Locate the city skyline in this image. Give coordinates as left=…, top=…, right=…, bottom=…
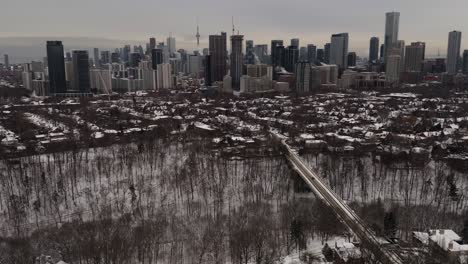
left=1, top=0, right=468, bottom=62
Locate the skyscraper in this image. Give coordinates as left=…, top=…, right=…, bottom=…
left=3, top=54, right=9, bottom=68
left=254, top=44, right=268, bottom=63
left=230, top=35, right=244, bottom=90
left=284, top=46, right=299, bottom=73
left=72, top=50, right=90, bottom=93
left=167, top=37, right=176, bottom=55
left=369, top=37, right=379, bottom=63
left=463, top=50, right=468, bottom=74
left=290, top=38, right=300, bottom=48
left=446, top=30, right=462, bottom=74
left=316, top=49, right=324, bottom=63
left=299, top=47, right=308, bottom=61
left=209, top=32, right=227, bottom=82
left=149, top=37, right=156, bottom=51
left=405, top=42, right=425, bottom=72
left=204, top=55, right=212, bottom=86
left=347, top=52, right=357, bottom=67
left=411, top=41, right=426, bottom=60
left=330, top=33, right=349, bottom=69
left=122, top=45, right=131, bottom=62
left=101, top=51, right=110, bottom=65
left=324, top=43, right=331, bottom=64
left=111, top=52, right=120, bottom=63
left=307, top=44, right=317, bottom=63
left=245, top=40, right=255, bottom=64
left=296, top=61, right=312, bottom=93
left=129, top=53, right=142, bottom=68
left=274, top=45, right=286, bottom=68
left=271, top=40, right=284, bottom=67
left=151, top=49, right=163, bottom=70
left=46, top=41, right=67, bottom=94
left=397, top=40, right=406, bottom=73
left=93, top=48, right=100, bottom=68
left=380, top=44, right=385, bottom=60
left=384, top=11, right=400, bottom=60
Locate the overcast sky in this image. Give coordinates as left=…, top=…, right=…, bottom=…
left=1, top=0, right=467, bottom=57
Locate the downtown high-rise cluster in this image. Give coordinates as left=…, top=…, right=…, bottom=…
left=2, top=11, right=466, bottom=96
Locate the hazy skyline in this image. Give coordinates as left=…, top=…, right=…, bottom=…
left=1, top=0, right=467, bottom=62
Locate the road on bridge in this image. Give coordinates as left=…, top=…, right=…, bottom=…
left=280, top=139, right=404, bottom=264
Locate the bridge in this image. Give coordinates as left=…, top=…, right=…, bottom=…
left=279, top=138, right=404, bottom=264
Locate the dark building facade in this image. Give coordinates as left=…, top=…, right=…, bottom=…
left=463, top=50, right=468, bottom=74
left=129, top=53, right=142, bottom=68
left=209, top=32, right=227, bottom=82
left=46, top=41, right=67, bottom=94
left=348, top=52, right=357, bottom=67
left=151, top=49, right=163, bottom=70
left=111, top=52, right=120, bottom=63
left=204, top=55, right=212, bottom=86
left=101, top=51, right=110, bottom=64
left=316, top=49, right=325, bottom=63
left=245, top=40, right=255, bottom=64
left=72, top=50, right=90, bottom=93
left=307, top=44, right=317, bottom=63
left=284, top=46, right=299, bottom=73
left=324, top=43, right=331, bottom=64
left=271, top=40, right=284, bottom=67
left=369, top=37, right=379, bottom=63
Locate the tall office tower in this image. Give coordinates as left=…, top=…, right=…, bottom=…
left=209, top=32, right=227, bottom=82
left=447, top=31, right=462, bottom=74
left=330, top=33, right=349, bottom=69
left=101, top=51, right=110, bottom=64
left=93, top=48, right=100, bottom=68
left=65, top=52, right=72, bottom=61
left=347, top=52, right=357, bottom=67
left=111, top=52, right=120, bottom=63
left=299, top=47, right=308, bottom=61
left=405, top=42, right=425, bottom=72
left=72, top=50, right=90, bottom=93
left=204, top=55, right=212, bottom=86
left=203, top=48, right=209, bottom=56
left=397, top=40, right=405, bottom=72
left=324, top=43, right=331, bottom=63
left=411, top=41, right=426, bottom=59
left=167, top=36, right=176, bottom=55
left=271, top=40, right=284, bottom=66
left=149, top=37, right=156, bottom=51
left=386, top=54, right=401, bottom=83
left=46, top=41, right=67, bottom=94
left=156, top=63, right=172, bottom=89
left=307, top=44, right=317, bottom=63
left=384, top=11, right=400, bottom=59
left=316, top=49, right=324, bottom=63
left=151, top=49, right=164, bottom=70
left=380, top=44, right=385, bottom=60
left=230, top=35, right=244, bottom=90
left=284, top=46, right=299, bottom=72
left=123, top=45, right=131, bottom=62
left=254, top=44, right=268, bottom=63
left=245, top=40, right=255, bottom=64
left=246, top=64, right=273, bottom=79
left=290, top=38, right=299, bottom=48
left=295, top=61, right=312, bottom=93
left=129, top=53, right=142, bottom=68
left=3, top=54, right=9, bottom=68
left=369, top=37, right=379, bottom=63
left=274, top=45, right=286, bottom=68
left=463, top=50, right=468, bottom=74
